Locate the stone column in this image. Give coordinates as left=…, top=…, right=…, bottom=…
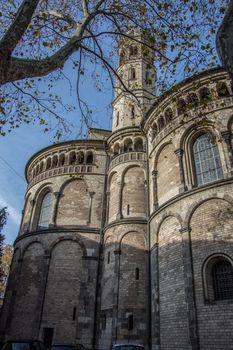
left=117, top=181, right=123, bottom=220
left=105, top=191, right=110, bottom=224
left=150, top=243, right=160, bottom=350
left=221, top=131, right=233, bottom=176
left=29, top=199, right=36, bottom=232
left=152, top=170, right=158, bottom=211
left=87, top=192, right=95, bottom=224
left=180, top=227, right=199, bottom=350
left=37, top=253, right=51, bottom=338
left=4, top=256, right=23, bottom=338
left=50, top=192, right=60, bottom=226
left=175, top=148, right=187, bottom=192
left=112, top=248, right=121, bottom=342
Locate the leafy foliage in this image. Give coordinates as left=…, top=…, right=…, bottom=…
left=0, top=244, right=13, bottom=300
left=0, top=207, right=8, bottom=286
left=0, top=0, right=228, bottom=137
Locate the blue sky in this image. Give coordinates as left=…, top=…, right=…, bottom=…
left=0, top=0, right=226, bottom=244
left=0, top=57, right=113, bottom=244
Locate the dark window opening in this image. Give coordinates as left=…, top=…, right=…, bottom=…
left=158, top=116, right=165, bottom=131
left=107, top=251, right=110, bottom=264
left=216, top=81, right=230, bottom=97
left=43, top=328, right=54, bottom=349
left=131, top=105, right=135, bottom=118
left=59, top=154, right=65, bottom=166
left=127, top=314, right=133, bottom=330
left=177, top=98, right=186, bottom=114
left=70, top=153, right=76, bottom=165
left=127, top=204, right=130, bottom=215
left=102, top=314, right=106, bottom=330
left=77, top=152, right=84, bottom=164
left=86, top=152, right=93, bottom=164
left=135, top=268, right=140, bottom=280
left=212, top=260, right=233, bottom=300
left=72, top=306, right=76, bottom=320
left=46, top=158, right=51, bottom=170
left=200, top=87, right=212, bottom=101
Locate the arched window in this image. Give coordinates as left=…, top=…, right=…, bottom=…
left=131, top=105, right=135, bottom=119
left=158, top=116, right=165, bottom=131
left=39, top=162, right=44, bottom=173
left=86, top=151, right=93, bottom=164
left=119, top=51, right=125, bottom=65
left=129, top=46, right=138, bottom=56
left=151, top=123, right=158, bottom=140
left=36, top=164, right=39, bottom=175
left=69, top=152, right=76, bottom=165
left=134, top=138, right=143, bottom=151
left=38, top=192, right=53, bottom=228
left=200, top=87, right=212, bottom=102
left=114, top=143, right=120, bottom=156
left=212, top=260, right=233, bottom=300
left=216, top=81, right=230, bottom=97
left=146, top=70, right=150, bottom=84
left=204, top=255, right=233, bottom=302
left=177, top=98, right=186, bottom=114
left=124, top=138, right=133, bottom=152
left=187, top=93, right=199, bottom=107
left=129, top=68, right=136, bottom=80
left=164, top=108, right=173, bottom=123
left=59, top=154, right=65, bottom=166
left=77, top=151, right=84, bottom=164
left=52, top=155, right=58, bottom=168
left=193, top=133, right=223, bottom=186
left=46, top=158, right=51, bottom=170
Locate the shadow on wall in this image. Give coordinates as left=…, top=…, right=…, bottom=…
left=1, top=229, right=233, bottom=350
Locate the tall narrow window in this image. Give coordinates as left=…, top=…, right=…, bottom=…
left=127, top=204, right=130, bottom=215
left=193, top=133, right=223, bottom=186
left=72, top=306, right=77, bottom=321
left=135, top=268, right=140, bottom=280
left=116, top=111, right=119, bottom=126
left=212, top=260, right=233, bottom=300
left=38, top=192, right=53, bottom=228
left=107, top=251, right=110, bottom=264
left=131, top=105, right=135, bottom=118
left=127, top=314, right=133, bottom=330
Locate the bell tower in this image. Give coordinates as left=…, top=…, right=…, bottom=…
left=112, top=29, right=156, bottom=131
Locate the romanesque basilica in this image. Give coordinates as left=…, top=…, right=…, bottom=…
left=1, top=30, right=233, bottom=350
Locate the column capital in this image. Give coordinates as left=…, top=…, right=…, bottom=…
left=174, top=148, right=184, bottom=157
left=30, top=199, right=35, bottom=206
left=180, top=226, right=191, bottom=234
left=221, top=130, right=231, bottom=141
left=152, top=170, right=158, bottom=177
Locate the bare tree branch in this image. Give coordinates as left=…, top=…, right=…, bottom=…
left=0, top=0, right=40, bottom=56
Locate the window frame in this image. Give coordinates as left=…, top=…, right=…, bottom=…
left=37, top=191, right=54, bottom=229
left=203, top=253, right=233, bottom=304
left=191, top=132, right=223, bottom=187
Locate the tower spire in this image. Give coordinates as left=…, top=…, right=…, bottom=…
left=112, top=29, right=156, bottom=131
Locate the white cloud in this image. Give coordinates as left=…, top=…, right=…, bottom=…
left=0, top=194, right=21, bottom=225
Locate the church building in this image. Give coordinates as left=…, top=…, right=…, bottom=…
left=1, top=30, right=233, bottom=350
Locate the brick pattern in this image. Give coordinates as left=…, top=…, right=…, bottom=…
left=190, top=198, right=233, bottom=350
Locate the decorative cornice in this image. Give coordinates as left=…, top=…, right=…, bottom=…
left=149, top=178, right=233, bottom=223
left=15, top=226, right=100, bottom=245
left=104, top=217, right=147, bottom=233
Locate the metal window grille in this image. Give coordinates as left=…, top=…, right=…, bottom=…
left=212, top=260, right=233, bottom=300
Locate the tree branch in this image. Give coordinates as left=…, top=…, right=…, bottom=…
left=0, top=0, right=40, bottom=56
